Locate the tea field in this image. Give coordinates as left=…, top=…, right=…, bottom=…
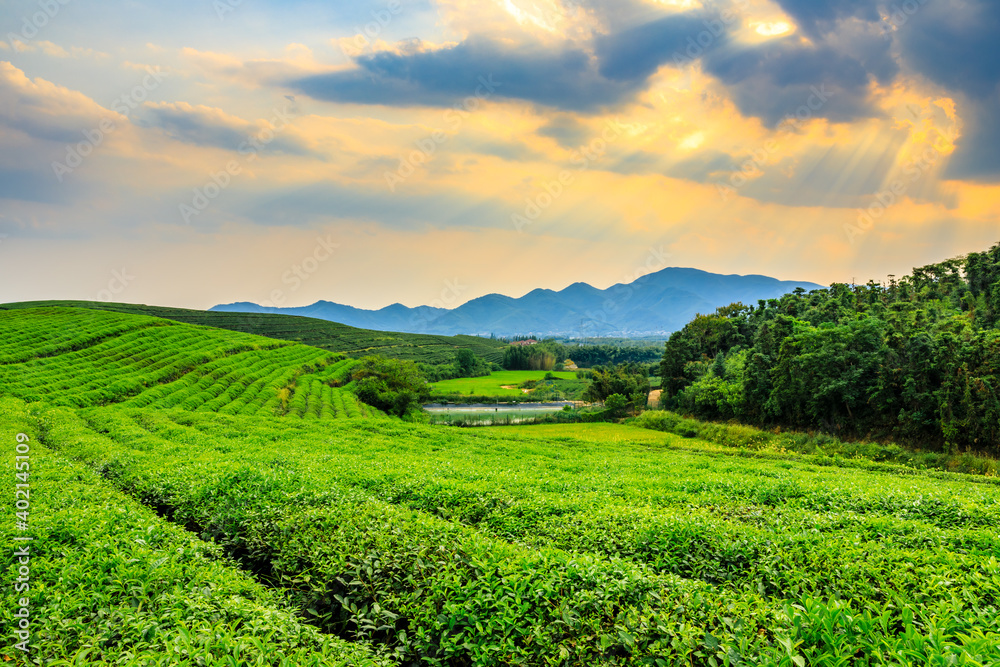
left=0, top=307, right=374, bottom=418
left=2, top=305, right=1000, bottom=665
left=0, top=301, right=508, bottom=366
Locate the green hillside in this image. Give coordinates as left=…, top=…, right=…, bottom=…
left=0, top=300, right=508, bottom=365
left=0, top=307, right=375, bottom=418
left=2, top=305, right=999, bottom=664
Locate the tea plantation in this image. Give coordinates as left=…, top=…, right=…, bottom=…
left=0, top=301, right=508, bottom=366
left=0, top=307, right=373, bottom=418
left=2, top=306, right=999, bottom=665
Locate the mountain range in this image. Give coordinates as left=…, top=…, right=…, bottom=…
left=211, top=267, right=824, bottom=338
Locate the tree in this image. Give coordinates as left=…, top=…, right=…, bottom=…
left=584, top=363, right=650, bottom=414
left=655, top=238, right=1000, bottom=455
left=453, top=349, right=490, bottom=378
left=502, top=344, right=555, bottom=370
left=350, top=356, right=430, bottom=419
left=604, top=393, right=628, bottom=418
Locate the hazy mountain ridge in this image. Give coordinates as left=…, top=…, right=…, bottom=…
left=212, top=267, right=824, bottom=337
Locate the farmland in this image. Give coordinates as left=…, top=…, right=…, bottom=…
left=429, top=370, right=586, bottom=399
left=0, top=307, right=375, bottom=418
left=3, top=305, right=1000, bottom=664
left=0, top=301, right=508, bottom=366
left=0, top=398, right=390, bottom=666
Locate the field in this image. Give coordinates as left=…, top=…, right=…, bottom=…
left=0, top=307, right=376, bottom=419
left=3, top=305, right=1000, bottom=665
left=429, top=370, right=585, bottom=399
left=0, top=301, right=508, bottom=366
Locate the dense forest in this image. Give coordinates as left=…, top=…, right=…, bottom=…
left=660, top=241, right=1000, bottom=455
left=503, top=340, right=662, bottom=370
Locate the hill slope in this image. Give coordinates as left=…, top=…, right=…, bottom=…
left=0, top=306, right=374, bottom=418
left=212, top=267, right=824, bottom=337
left=0, top=300, right=508, bottom=364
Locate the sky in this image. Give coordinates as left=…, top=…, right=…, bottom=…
left=0, top=0, right=998, bottom=310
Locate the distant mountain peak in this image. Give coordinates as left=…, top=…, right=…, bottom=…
left=210, top=268, right=824, bottom=338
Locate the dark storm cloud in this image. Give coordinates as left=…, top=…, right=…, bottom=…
left=592, top=12, right=729, bottom=81
left=897, top=0, right=1000, bottom=99
left=702, top=37, right=881, bottom=127
left=772, top=0, right=881, bottom=37
left=292, top=37, right=634, bottom=111
left=941, top=97, right=1000, bottom=181
left=895, top=0, right=1000, bottom=180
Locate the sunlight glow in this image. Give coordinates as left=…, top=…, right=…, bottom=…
left=752, top=21, right=793, bottom=36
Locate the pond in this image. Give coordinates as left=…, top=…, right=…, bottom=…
left=423, top=401, right=576, bottom=414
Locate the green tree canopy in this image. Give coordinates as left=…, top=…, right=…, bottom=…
left=350, top=356, right=430, bottom=419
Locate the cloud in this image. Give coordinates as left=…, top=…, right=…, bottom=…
left=772, top=0, right=881, bottom=37
left=593, top=11, right=728, bottom=82
left=291, top=36, right=640, bottom=111
left=941, top=97, right=1000, bottom=181
left=289, top=8, right=744, bottom=112
left=288, top=5, right=889, bottom=130
left=537, top=116, right=591, bottom=148
left=701, top=34, right=883, bottom=127
left=0, top=164, right=81, bottom=204
left=895, top=0, right=1000, bottom=180
left=141, top=101, right=316, bottom=156
left=0, top=61, right=121, bottom=144
left=181, top=46, right=321, bottom=88
left=898, top=1, right=1000, bottom=100
left=663, top=150, right=735, bottom=182
left=3, top=40, right=109, bottom=59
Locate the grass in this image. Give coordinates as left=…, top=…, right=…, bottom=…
left=634, top=409, right=1000, bottom=477
left=429, top=370, right=585, bottom=399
